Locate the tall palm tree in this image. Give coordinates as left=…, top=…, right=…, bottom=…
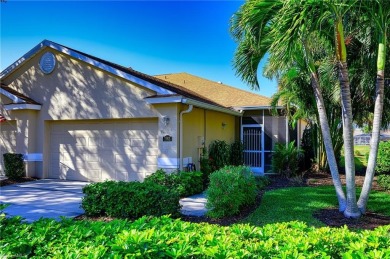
left=231, top=0, right=347, bottom=212
left=322, top=0, right=361, bottom=218
left=358, top=0, right=389, bottom=213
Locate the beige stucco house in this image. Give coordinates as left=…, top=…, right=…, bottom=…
left=0, top=40, right=303, bottom=181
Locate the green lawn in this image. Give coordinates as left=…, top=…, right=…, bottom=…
left=340, top=145, right=370, bottom=171
left=244, top=186, right=390, bottom=227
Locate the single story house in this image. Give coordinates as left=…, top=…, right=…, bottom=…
left=0, top=40, right=304, bottom=181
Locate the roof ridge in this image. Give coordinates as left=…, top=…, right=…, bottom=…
left=160, top=72, right=271, bottom=100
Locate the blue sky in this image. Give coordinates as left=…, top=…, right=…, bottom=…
left=0, top=1, right=277, bottom=97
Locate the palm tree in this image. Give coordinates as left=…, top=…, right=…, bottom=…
left=358, top=0, right=389, bottom=213
left=231, top=0, right=347, bottom=212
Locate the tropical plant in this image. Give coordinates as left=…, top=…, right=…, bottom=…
left=231, top=0, right=347, bottom=214
left=231, top=0, right=389, bottom=218
left=271, top=141, right=303, bottom=178
left=230, top=140, right=244, bottom=166
left=208, top=140, right=230, bottom=171
left=1, top=216, right=390, bottom=258
left=357, top=0, right=389, bottom=213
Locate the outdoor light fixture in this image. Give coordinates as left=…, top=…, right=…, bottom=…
left=162, top=116, right=170, bottom=126
left=222, top=122, right=227, bottom=129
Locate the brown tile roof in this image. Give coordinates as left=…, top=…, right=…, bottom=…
left=1, top=84, right=41, bottom=105
left=154, top=73, right=271, bottom=108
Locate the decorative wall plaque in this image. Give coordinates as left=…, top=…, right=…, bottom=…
left=39, top=52, right=56, bottom=74
left=163, top=135, right=173, bottom=142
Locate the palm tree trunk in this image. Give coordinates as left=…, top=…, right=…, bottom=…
left=338, top=61, right=361, bottom=218
left=311, top=73, right=347, bottom=211
left=358, top=38, right=386, bottom=213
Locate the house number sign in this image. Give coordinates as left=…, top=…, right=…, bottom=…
left=163, top=135, right=172, bottom=142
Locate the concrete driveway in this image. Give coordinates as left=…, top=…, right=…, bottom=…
left=0, top=179, right=89, bottom=222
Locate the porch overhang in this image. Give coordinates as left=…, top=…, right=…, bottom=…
left=145, top=95, right=243, bottom=117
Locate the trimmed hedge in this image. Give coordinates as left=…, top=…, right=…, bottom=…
left=3, top=153, right=25, bottom=180
left=81, top=181, right=181, bottom=219
left=144, top=169, right=204, bottom=197
left=377, top=174, right=390, bottom=191
left=1, top=216, right=389, bottom=258
left=206, top=165, right=257, bottom=218
left=376, top=141, right=390, bottom=175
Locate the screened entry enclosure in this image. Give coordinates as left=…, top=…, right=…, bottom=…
left=240, top=109, right=300, bottom=175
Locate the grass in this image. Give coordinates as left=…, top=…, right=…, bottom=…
left=340, top=145, right=370, bottom=171
left=243, top=186, right=390, bottom=227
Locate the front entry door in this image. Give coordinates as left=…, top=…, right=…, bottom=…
left=241, top=124, right=264, bottom=174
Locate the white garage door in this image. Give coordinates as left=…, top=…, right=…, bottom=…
left=49, top=119, right=158, bottom=182
left=0, top=120, right=17, bottom=175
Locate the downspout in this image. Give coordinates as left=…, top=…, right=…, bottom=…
left=179, top=104, right=193, bottom=171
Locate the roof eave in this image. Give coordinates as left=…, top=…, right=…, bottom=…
left=145, top=95, right=243, bottom=116
left=0, top=40, right=174, bottom=96
left=232, top=105, right=283, bottom=111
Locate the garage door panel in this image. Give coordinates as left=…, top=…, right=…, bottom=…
left=124, top=147, right=159, bottom=156
left=50, top=119, right=158, bottom=181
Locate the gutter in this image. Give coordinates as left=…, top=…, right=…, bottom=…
left=179, top=104, right=193, bottom=171
left=145, top=96, right=242, bottom=117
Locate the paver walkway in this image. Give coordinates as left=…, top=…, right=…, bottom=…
left=180, top=192, right=208, bottom=217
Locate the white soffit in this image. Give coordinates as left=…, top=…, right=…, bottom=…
left=4, top=104, right=42, bottom=111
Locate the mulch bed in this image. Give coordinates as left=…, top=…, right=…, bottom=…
left=0, top=177, right=38, bottom=187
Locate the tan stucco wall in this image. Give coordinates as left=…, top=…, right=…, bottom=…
left=3, top=48, right=158, bottom=121
left=182, top=106, right=236, bottom=170
left=2, top=48, right=172, bottom=178
left=153, top=103, right=180, bottom=160
left=204, top=110, right=236, bottom=147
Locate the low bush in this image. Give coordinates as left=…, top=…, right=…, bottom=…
left=81, top=181, right=181, bottom=219
left=255, top=176, right=271, bottom=190
left=206, top=165, right=257, bottom=218
left=271, top=141, right=303, bottom=178
left=3, top=153, right=25, bottom=180
left=1, top=216, right=390, bottom=258
left=377, top=174, right=390, bottom=191
left=144, top=169, right=203, bottom=197
left=376, top=141, right=390, bottom=175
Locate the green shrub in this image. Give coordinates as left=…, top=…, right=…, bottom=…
left=377, top=174, right=390, bottom=191
left=81, top=181, right=181, bottom=219
left=271, top=141, right=303, bottom=178
left=230, top=140, right=244, bottom=166
left=300, top=126, right=316, bottom=171
left=209, top=140, right=230, bottom=171
left=144, top=169, right=204, bottom=197
left=1, top=216, right=390, bottom=258
left=255, top=176, right=271, bottom=190
left=376, top=141, right=390, bottom=175
left=206, top=165, right=257, bottom=218
left=3, top=153, right=25, bottom=180
left=200, top=147, right=213, bottom=188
